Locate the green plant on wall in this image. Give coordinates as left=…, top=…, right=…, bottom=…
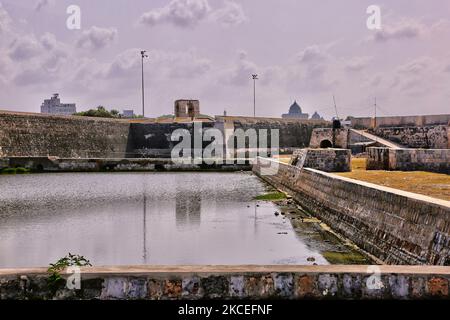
left=47, top=253, right=92, bottom=292
left=1, top=167, right=30, bottom=174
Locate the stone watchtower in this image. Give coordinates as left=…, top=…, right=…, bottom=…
left=174, top=100, right=200, bottom=118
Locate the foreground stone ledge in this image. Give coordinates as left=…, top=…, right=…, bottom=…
left=0, top=265, right=449, bottom=300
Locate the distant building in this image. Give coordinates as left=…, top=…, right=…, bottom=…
left=174, top=99, right=200, bottom=118
left=311, top=111, right=323, bottom=120
left=122, top=110, right=135, bottom=118
left=40, top=94, right=76, bottom=116
left=282, top=101, right=309, bottom=119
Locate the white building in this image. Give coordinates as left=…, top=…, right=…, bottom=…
left=122, top=110, right=135, bottom=118
left=40, top=94, right=76, bottom=116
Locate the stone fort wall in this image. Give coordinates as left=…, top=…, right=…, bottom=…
left=0, top=111, right=132, bottom=158
left=0, top=112, right=329, bottom=159
left=370, top=126, right=449, bottom=149
left=221, top=116, right=329, bottom=154
left=367, top=147, right=450, bottom=174
left=1, top=265, right=449, bottom=300
left=253, top=157, right=450, bottom=265
left=291, top=148, right=351, bottom=172
left=351, top=114, right=450, bottom=129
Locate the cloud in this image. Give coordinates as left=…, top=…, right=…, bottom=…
left=40, top=32, right=58, bottom=50
left=0, top=3, right=12, bottom=34
left=139, top=0, right=211, bottom=28
left=219, top=50, right=257, bottom=86
left=102, top=48, right=211, bottom=82
left=397, top=57, right=431, bottom=75
left=13, top=66, right=58, bottom=86
left=76, top=26, right=118, bottom=50
left=297, top=45, right=328, bottom=63
left=4, top=30, right=71, bottom=87
left=35, top=0, right=51, bottom=12
left=390, top=57, right=448, bottom=95
left=8, top=36, right=43, bottom=61
left=372, top=19, right=425, bottom=42
left=211, top=1, right=247, bottom=27
left=345, top=56, right=372, bottom=72
left=165, top=50, right=211, bottom=78
left=103, top=49, right=141, bottom=79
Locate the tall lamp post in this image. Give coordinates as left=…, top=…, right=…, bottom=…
left=141, top=50, right=149, bottom=118
left=252, top=74, right=258, bottom=117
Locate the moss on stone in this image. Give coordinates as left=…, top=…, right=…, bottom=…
left=1, top=167, right=30, bottom=174
left=254, top=192, right=287, bottom=201
left=322, top=250, right=371, bottom=265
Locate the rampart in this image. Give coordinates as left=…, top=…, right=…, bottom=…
left=0, top=111, right=131, bottom=158
left=351, top=114, right=450, bottom=129
left=291, top=148, right=351, bottom=172
left=367, top=147, right=450, bottom=174
left=253, top=158, right=450, bottom=265
left=369, top=126, right=449, bottom=149
left=0, top=111, right=329, bottom=159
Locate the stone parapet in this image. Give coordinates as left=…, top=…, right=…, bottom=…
left=0, top=265, right=449, bottom=300
left=367, top=147, right=450, bottom=174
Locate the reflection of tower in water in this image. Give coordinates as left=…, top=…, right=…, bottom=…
left=175, top=190, right=201, bottom=228
left=142, top=194, right=147, bottom=264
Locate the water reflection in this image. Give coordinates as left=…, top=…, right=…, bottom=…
left=0, top=172, right=333, bottom=267
left=175, top=190, right=201, bottom=229
left=143, top=194, right=147, bottom=263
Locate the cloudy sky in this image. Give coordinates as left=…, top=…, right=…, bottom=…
left=0, top=0, right=449, bottom=119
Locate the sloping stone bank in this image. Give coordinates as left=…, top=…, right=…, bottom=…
left=253, top=157, right=450, bottom=265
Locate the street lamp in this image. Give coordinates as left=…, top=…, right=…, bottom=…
left=141, top=50, right=149, bottom=118
left=252, top=74, right=258, bottom=117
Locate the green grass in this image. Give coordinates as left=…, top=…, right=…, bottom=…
left=1, top=167, right=31, bottom=174
left=254, top=192, right=287, bottom=201
left=337, top=158, right=450, bottom=201
left=322, top=250, right=372, bottom=264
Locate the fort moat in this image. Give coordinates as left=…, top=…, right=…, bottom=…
left=0, top=172, right=371, bottom=268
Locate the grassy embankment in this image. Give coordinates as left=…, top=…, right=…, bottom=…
left=1, top=167, right=31, bottom=174
left=337, top=158, right=450, bottom=201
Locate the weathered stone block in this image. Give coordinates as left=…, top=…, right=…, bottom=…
left=389, top=275, right=409, bottom=299
left=182, top=276, right=202, bottom=298
left=244, top=274, right=274, bottom=298
left=201, top=276, right=229, bottom=299
left=273, top=273, right=293, bottom=297
left=80, top=278, right=103, bottom=299
left=147, top=279, right=163, bottom=300
left=427, top=277, right=449, bottom=297
left=0, top=278, right=23, bottom=300
left=318, top=274, right=338, bottom=297
left=163, top=279, right=182, bottom=299
left=229, top=276, right=244, bottom=298
left=101, top=277, right=127, bottom=299
left=296, top=274, right=318, bottom=298
left=342, top=274, right=362, bottom=298
left=411, top=277, right=426, bottom=298
left=361, top=275, right=388, bottom=299
left=128, top=278, right=147, bottom=299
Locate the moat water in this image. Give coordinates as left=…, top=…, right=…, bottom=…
left=0, top=172, right=371, bottom=268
